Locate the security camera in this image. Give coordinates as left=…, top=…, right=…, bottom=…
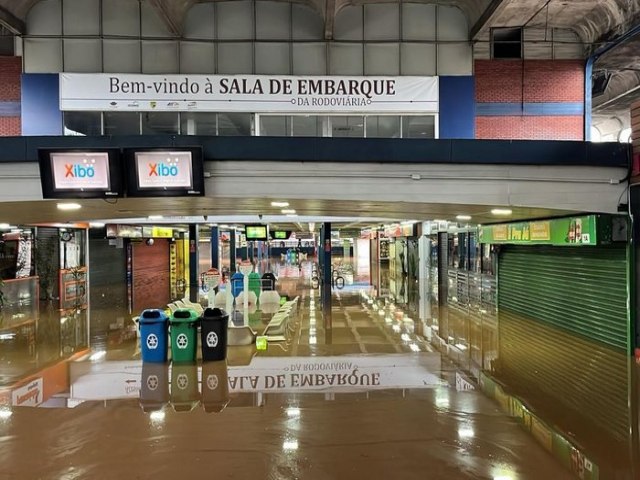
left=204, top=215, right=209, bottom=221
left=258, top=214, right=263, bottom=220
left=145, top=238, right=154, bottom=246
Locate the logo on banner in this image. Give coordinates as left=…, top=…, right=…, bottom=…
left=65, top=163, right=95, bottom=178
left=206, top=331, right=219, bottom=348
left=146, top=334, right=159, bottom=350
left=176, top=333, right=189, bottom=349
left=148, top=162, right=179, bottom=177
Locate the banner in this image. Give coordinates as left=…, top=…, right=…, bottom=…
left=59, top=74, right=439, bottom=113
left=479, top=216, right=599, bottom=246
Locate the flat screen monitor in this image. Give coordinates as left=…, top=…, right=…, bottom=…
left=124, top=147, right=204, bottom=197
left=271, top=230, right=290, bottom=240
left=38, top=148, right=124, bottom=199
left=245, top=225, right=268, bottom=241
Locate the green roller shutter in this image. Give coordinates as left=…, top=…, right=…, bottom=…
left=497, top=244, right=631, bottom=449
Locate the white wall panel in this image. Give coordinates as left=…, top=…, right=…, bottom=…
left=365, top=43, right=400, bottom=75
left=437, top=5, right=467, bottom=41
left=218, top=43, right=253, bottom=73
left=292, top=5, right=323, bottom=40
left=217, top=1, right=253, bottom=40
left=330, top=43, right=363, bottom=75
left=24, top=38, right=62, bottom=72
left=334, top=6, right=363, bottom=41
left=102, top=0, right=140, bottom=36
left=292, top=43, right=326, bottom=74
left=184, top=4, right=215, bottom=39
left=401, top=43, right=436, bottom=75
left=142, top=41, right=179, bottom=73
left=103, top=39, right=141, bottom=73
left=63, top=0, right=99, bottom=35
left=27, top=0, right=61, bottom=35
left=402, top=4, right=436, bottom=41
left=256, top=2, right=290, bottom=40
left=180, top=42, right=215, bottom=73
left=553, top=28, right=584, bottom=59
left=255, top=43, right=290, bottom=74
left=364, top=4, right=399, bottom=41
left=63, top=39, right=102, bottom=72
left=437, top=43, right=472, bottom=75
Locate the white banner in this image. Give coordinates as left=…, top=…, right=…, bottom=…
left=60, top=74, right=439, bottom=113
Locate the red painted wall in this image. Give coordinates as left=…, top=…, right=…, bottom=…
left=475, top=59, right=584, bottom=141
left=0, top=56, right=21, bottom=136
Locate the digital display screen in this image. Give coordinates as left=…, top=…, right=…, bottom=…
left=135, top=151, right=193, bottom=189
left=274, top=231, right=287, bottom=239
left=39, top=148, right=123, bottom=199
left=245, top=225, right=268, bottom=240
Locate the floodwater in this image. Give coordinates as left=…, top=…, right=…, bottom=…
left=0, top=260, right=636, bottom=479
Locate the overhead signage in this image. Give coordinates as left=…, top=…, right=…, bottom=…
left=60, top=74, right=439, bottom=113
left=245, top=225, right=268, bottom=241
left=479, top=216, right=598, bottom=246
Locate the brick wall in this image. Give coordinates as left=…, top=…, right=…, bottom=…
left=475, top=59, right=584, bottom=141
left=0, top=56, right=21, bottom=136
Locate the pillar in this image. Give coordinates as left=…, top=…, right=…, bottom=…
left=210, top=226, right=219, bottom=270
left=188, top=224, right=199, bottom=303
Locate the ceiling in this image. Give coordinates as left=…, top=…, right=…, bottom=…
left=0, top=0, right=638, bottom=135
left=0, top=196, right=576, bottom=231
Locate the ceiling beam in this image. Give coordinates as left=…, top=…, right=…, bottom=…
left=147, top=0, right=184, bottom=37
left=0, top=6, right=25, bottom=35
left=324, top=0, right=336, bottom=40
left=470, top=0, right=508, bottom=40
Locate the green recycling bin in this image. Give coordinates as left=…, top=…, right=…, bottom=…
left=170, top=309, right=199, bottom=363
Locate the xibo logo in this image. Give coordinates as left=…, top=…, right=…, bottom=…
left=148, top=161, right=180, bottom=177
left=65, top=163, right=95, bottom=178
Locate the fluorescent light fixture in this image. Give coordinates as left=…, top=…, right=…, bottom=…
left=454, top=343, right=468, bottom=351
left=220, top=224, right=229, bottom=228
left=491, top=208, right=512, bottom=216
left=89, top=350, right=106, bottom=362
left=286, top=407, right=301, bottom=417
left=286, top=214, right=298, bottom=218
left=271, top=201, right=289, bottom=207
left=57, top=202, right=82, bottom=211
left=150, top=411, right=166, bottom=422
left=148, top=215, right=163, bottom=220
left=281, top=209, right=296, bottom=214
left=89, top=222, right=105, bottom=228
left=0, top=333, right=15, bottom=341
left=0, top=223, right=10, bottom=229
left=458, top=426, right=475, bottom=438
left=283, top=439, right=299, bottom=451
left=401, top=220, right=418, bottom=225
left=409, top=344, right=421, bottom=352
left=208, top=223, right=218, bottom=227
left=456, top=215, right=472, bottom=221
left=0, top=410, right=12, bottom=420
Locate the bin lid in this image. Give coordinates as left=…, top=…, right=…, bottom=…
left=139, top=309, right=168, bottom=323
left=171, top=308, right=199, bottom=322
left=248, top=272, right=261, bottom=279
left=202, top=307, right=228, bottom=319
left=231, top=272, right=244, bottom=280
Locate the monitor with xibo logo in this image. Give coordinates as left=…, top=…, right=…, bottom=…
left=124, top=147, right=204, bottom=197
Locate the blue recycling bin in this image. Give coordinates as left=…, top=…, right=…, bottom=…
left=139, top=309, right=169, bottom=363
left=231, top=272, right=244, bottom=298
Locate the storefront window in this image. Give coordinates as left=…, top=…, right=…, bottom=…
left=402, top=115, right=435, bottom=138
left=141, top=112, right=179, bottom=135
left=331, top=116, right=364, bottom=137
left=104, top=112, right=140, bottom=135
left=180, top=112, right=217, bottom=135
left=63, top=111, right=102, bottom=136
left=366, top=116, right=400, bottom=138
left=292, top=116, right=323, bottom=136
left=218, top=113, right=252, bottom=136
left=260, top=115, right=291, bottom=136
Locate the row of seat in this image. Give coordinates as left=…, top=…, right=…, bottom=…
left=263, top=297, right=299, bottom=340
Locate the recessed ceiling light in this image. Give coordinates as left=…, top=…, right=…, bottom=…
left=271, top=201, right=289, bottom=208
left=148, top=215, right=163, bottom=220
left=282, top=209, right=296, bottom=214
left=57, top=202, right=81, bottom=211
left=456, top=215, right=472, bottom=221
left=491, top=208, right=512, bottom=216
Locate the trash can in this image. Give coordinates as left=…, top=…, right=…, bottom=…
left=170, top=363, right=200, bottom=412
left=200, top=307, right=229, bottom=361
left=139, top=309, right=169, bottom=363
left=230, top=272, right=244, bottom=298
left=201, top=360, right=229, bottom=413
left=261, top=272, right=277, bottom=291
left=170, top=309, right=199, bottom=363
left=248, top=272, right=261, bottom=299
left=139, top=362, right=169, bottom=412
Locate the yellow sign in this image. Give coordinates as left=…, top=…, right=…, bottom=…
left=493, top=224, right=508, bottom=241
left=152, top=226, right=173, bottom=238
left=530, top=221, right=551, bottom=241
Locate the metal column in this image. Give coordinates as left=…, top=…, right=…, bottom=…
left=188, top=224, right=199, bottom=303
left=210, top=226, right=219, bottom=270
